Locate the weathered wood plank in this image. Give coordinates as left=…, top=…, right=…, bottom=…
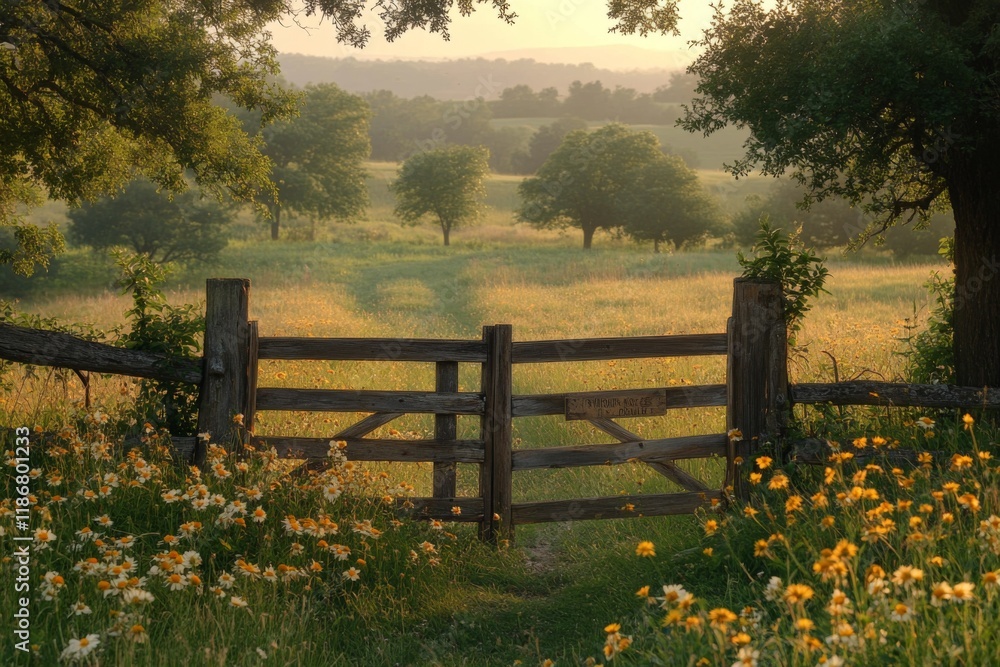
left=728, top=279, right=783, bottom=500
left=723, top=316, right=736, bottom=494
left=258, top=337, right=486, bottom=362
left=252, top=436, right=485, bottom=462
left=588, top=418, right=640, bottom=443
left=478, top=327, right=494, bottom=541
left=586, top=419, right=713, bottom=492
left=767, top=318, right=789, bottom=460
left=491, top=324, right=514, bottom=540
left=566, top=389, right=667, bottom=420
left=478, top=324, right=519, bottom=542
left=511, top=433, right=727, bottom=470
left=791, top=382, right=1000, bottom=409
left=334, top=412, right=404, bottom=439
left=255, top=388, right=484, bottom=414
left=170, top=437, right=198, bottom=461
left=512, top=491, right=723, bottom=524
left=512, top=385, right=726, bottom=417
left=196, top=279, right=251, bottom=463
left=0, top=322, right=203, bottom=384
left=511, top=333, right=728, bottom=363
left=245, top=320, right=259, bottom=434
left=396, top=497, right=484, bottom=522
left=433, top=361, right=459, bottom=498
left=285, top=410, right=402, bottom=478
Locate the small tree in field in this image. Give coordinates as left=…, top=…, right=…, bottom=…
left=260, top=83, right=371, bottom=240
left=517, top=124, right=664, bottom=249
left=619, top=154, right=726, bottom=252
left=68, top=179, right=232, bottom=264
left=392, top=146, right=490, bottom=246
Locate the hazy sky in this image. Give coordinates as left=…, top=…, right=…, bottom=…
left=268, top=2, right=720, bottom=68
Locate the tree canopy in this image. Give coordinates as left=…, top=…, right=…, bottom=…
left=0, top=0, right=291, bottom=274
left=259, top=83, right=370, bottom=240
left=517, top=123, right=665, bottom=249
left=618, top=154, right=726, bottom=252
left=682, top=0, right=1000, bottom=387
left=391, top=145, right=490, bottom=246
left=511, top=117, right=589, bottom=175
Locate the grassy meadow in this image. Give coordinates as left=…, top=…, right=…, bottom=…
left=5, top=161, right=986, bottom=667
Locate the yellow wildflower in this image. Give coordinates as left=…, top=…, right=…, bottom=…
left=635, top=541, right=655, bottom=558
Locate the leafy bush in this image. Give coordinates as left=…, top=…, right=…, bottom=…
left=900, top=238, right=955, bottom=384
left=738, top=220, right=829, bottom=346
left=68, top=179, right=232, bottom=265
left=113, top=251, right=203, bottom=435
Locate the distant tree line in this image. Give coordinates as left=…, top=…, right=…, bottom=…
left=490, top=80, right=676, bottom=124
left=276, top=53, right=682, bottom=101
left=365, top=90, right=529, bottom=174
left=365, top=74, right=698, bottom=176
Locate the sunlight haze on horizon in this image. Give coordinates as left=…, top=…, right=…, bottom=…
left=268, top=2, right=721, bottom=70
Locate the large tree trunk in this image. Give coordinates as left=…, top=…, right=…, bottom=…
left=582, top=225, right=596, bottom=249
left=948, top=152, right=1000, bottom=389
left=270, top=205, right=281, bottom=241
left=442, top=222, right=451, bottom=246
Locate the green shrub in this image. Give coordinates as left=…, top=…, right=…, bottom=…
left=113, top=250, right=204, bottom=435
left=900, top=238, right=955, bottom=384
left=737, top=220, right=829, bottom=346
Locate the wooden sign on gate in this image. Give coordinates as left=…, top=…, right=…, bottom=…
left=565, top=389, right=668, bottom=421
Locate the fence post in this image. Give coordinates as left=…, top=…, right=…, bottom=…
left=478, top=324, right=514, bottom=543
left=479, top=326, right=496, bottom=541
left=766, top=311, right=789, bottom=461
left=727, top=278, right=784, bottom=500
left=433, top=360, right=459, bottom=498
left=195, top=279, right=251, bottom=466
left=245, top=320, right=259, bottom=437
left=492, top=324, right=514, bottom=543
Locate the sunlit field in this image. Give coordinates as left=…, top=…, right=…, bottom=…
left=4, top=175, right=974, bottom=666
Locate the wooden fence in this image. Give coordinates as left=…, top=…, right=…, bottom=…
left=2, top=277, right=998, bottom=543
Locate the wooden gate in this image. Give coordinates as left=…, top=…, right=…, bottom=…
left=206, top=278, right=787, bottom=543
left=503, top=330, right=730, bottom=537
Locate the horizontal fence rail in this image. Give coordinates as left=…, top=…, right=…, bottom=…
left=258, top=337, right=487, bottom=362
left=512, top=385, right=727, bottom=417
left=396, top=497, right=485, bottom=522
left=511, top=333, right=728, bottom=363
left=252, top=436, right=485, bottom=463
left=0, top=322, right=203, bottom=384
left=511, top=490, right=723, bottom=525
left=511, top=433, right=727, bottom=471
left=791, top=381, right=1000, bottom=409
left=255, top=388, right=485, bottom=414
